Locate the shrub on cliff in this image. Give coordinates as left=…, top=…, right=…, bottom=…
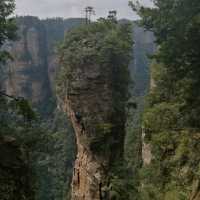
left=56, top=19, right=133, bottom=103
left=0, top=0, right=17, bottom=63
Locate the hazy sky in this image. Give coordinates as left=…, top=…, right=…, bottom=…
left=15, top=0, right=153, bottom=20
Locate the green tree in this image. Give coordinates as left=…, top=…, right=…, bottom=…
left=0, top=0, right=17, bottom=63
left=130, top=0, right=200, bottom=126
left=129, top=0, right=200, bottom=199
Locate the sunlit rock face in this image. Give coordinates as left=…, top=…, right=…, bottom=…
left=0, top=136, right=34, bottom=200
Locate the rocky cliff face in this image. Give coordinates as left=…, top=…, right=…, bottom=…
left=61, top=62, right=124, bottom=200
left=125, top=24, right=155, bottom=167
left=57, top=21, right=132, bottom=199
left=4, top=17, right=50, bottom=105
left=0, top=136, right=34, bottom=200
left=3, top=17, right=84, bottom=114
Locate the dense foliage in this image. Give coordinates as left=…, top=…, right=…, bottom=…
left=0, top=0, right=17, bottom=63
left=130, top=0, right=200, bottom=199
left=124, top=23, right=155, bottom=200
left=57, top=19, right=133, bottom=99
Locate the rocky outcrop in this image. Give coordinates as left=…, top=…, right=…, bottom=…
left=60, top=60, right=125, bottom=199
left=0, top=136, right=34, bottom=200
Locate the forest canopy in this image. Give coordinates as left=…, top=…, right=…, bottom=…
left=129, top=0, right=200, bottom=199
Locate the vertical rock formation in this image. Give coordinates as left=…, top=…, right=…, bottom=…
left=61, top=63, right=125, bottom=200
left=125, top=23, right=155, bottom=170
left=43, top=18, right=84, bottom=92
left=3, top=17, right=84, bottom=113
left=4, top=17, right=50, bottom=105
left=57, top=22, right=132, bottom=200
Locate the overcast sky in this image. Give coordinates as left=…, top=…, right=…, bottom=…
left=15, top=0, right=153, bottom=20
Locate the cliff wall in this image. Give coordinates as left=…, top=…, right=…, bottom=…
left=4, top=17, right=50, bottom=105
left=62, top=63, right=116, bottom=199
left=3, top=17, right=84, bottom=114
left=57, top=22, right=133, bottom=200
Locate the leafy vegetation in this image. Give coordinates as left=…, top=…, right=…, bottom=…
left=129, top=0, right=200, bottom=199
left=57, top=19, right=133, bottom=98
left=0, top=0, right=17, bottom=63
